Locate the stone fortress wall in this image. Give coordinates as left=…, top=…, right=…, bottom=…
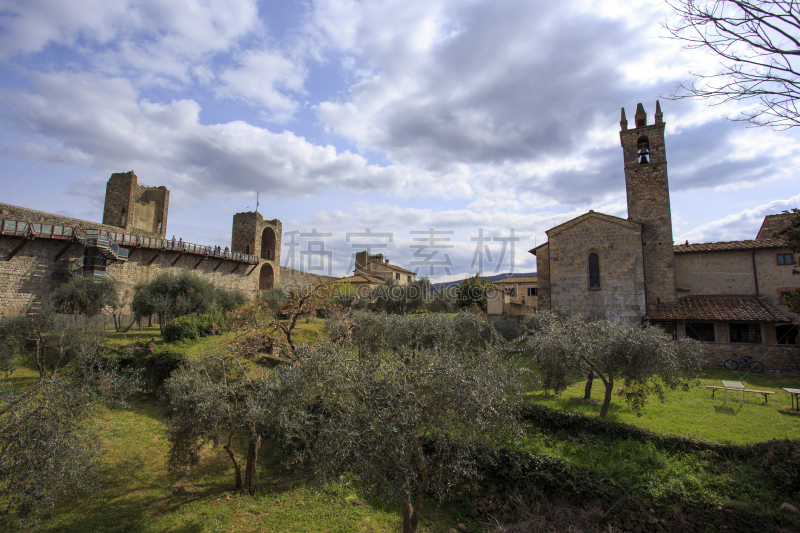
left=0, top=173, right=313, bottom=316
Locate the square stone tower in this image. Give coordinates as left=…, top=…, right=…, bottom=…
left=102, top=171, right=169, bottom=237
left=619, top=101, right=677, bottom=305
left=232, top=211, right=282, bottom=289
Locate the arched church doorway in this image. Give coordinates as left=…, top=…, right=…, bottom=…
left=259, top=262, right=275, bottom=290
left=261, top=227, right=276, bottom=260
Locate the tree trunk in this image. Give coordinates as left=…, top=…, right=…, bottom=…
left=599, top=375, right=614, bottom=418
left=244, top=435, right=261, bottom=495
left=223, top=432, right=242, bottom=490
left=402, top=493, right=422, bottom=533
left=583, top=372, right=594, bottom=400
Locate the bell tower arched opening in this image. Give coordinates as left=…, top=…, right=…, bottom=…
left=261, top=227, right=276, bottom=260
left=259, top=263, right=275, bottom=290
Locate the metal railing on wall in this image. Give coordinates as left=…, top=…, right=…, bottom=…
left=0, top=218, right=260, bottom=264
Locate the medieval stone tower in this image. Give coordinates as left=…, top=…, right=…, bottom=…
left=102, top=171, right=169, bottom=237
left=231, top=211, right=282, bottom=290
left=619, top=101, right=677, bottom=305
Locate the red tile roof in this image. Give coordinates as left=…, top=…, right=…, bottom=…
left=673, top=238, right=786, bottom=253
left=647, top=295, right=788, bottom=322
left=363, top=260, right=416, bottom=275
left=340, top=273, right=384, bottom=284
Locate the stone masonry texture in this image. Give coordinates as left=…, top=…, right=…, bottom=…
left=545, top=214, right=646, bottom=324
left=620, top=104, right=678, bottom=305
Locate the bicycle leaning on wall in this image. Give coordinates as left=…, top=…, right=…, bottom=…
left=723, top=354, right=764, bottom=372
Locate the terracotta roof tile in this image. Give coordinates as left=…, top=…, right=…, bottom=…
left=673, top=238, right=786, bottom=253
left=647, top=295, right=788, bottom=322
left=340, top=273, right=384, bottom=284
left=363, top=260, right=416, bottom=275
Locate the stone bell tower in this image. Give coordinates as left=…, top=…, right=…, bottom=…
left=231, top=211, right=282, bottom=290
left=619, top=101, right=677, bottom=305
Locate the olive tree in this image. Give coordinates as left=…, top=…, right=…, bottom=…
left=0, top=300, right=103, bottom=381
left=348, top=311, right=494, bottom=360
left=164, top=351, right=276, bottom=495
left=52, top=276, right=120, bottom=318
left=525, top=312, right=703, bottom=418
left=0, top=335, right=140, bottom=529
left=130, top=271, right=217, bottom=332
left=277, top=343, right=522, bottom=533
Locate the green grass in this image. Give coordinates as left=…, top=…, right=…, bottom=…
left=8, top=322, right=800, bottom=531
left=526, top=367, right=800, bottom=445
left=5, top=320, right=476, bottom=532
left=29, top=393, right=473, bottom=533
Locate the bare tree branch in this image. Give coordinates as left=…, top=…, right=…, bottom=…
left=664, top=0, right=800, bottom=129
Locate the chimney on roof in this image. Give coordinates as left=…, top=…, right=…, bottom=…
left=384, top=259, right=389, bottom=264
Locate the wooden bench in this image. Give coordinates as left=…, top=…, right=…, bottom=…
left=707, top=385, right=774, bottom=404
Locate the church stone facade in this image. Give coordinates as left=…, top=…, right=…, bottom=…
left=532, top=102, right=798, bottom=369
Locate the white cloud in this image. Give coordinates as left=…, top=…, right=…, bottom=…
left=3, top=71, right=485, bottom=201
left=678, top=195, right=800, bottom=243
left=219, top=50, right=307, bottom=120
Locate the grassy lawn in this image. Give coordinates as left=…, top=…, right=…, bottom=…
left=3, top=371, right=473, bottom=533
left=526, top=367, right=800, bottom=445
left=4, top=322, right=476, bottom=533
left=7, top=320, right=800, bottom=531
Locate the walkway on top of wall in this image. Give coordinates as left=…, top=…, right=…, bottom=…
left=0, top=218, right=259, bottom=265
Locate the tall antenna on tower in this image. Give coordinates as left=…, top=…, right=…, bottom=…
left=256, top=192, right=259, bottom=214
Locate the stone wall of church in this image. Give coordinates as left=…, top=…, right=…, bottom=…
left=547, top=218, right=646, bottom=323
left=534, top=244, right=551, bottom=310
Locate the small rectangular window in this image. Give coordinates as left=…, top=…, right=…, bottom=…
left=407, top=275, right=411, bottom=282
left=588, top=253, right=600, bottom=289
left=777, top=325, right=799, bottom=345
left=777, top=253, right=794, bottom=265
left=395, top=273, right=400, bottom=281
left=781, top=291, right=792, bottom=304
left=686, top=322, right=715, bottom=342
left=527, top=287, right=538, bottom=296
left=729, top=323, right=762, bottom=344
left=508, top=288, right=516, bottom=297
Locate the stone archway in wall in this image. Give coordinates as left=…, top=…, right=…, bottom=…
left=259, top=262, right=275, bottom=290
left=261, top=227, right=276, bottom=260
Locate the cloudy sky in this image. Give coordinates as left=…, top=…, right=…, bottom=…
left=1, top=0, right=797, bottom=282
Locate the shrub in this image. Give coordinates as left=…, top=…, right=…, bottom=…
left=118, top=349, right=187, bottom=397
left=163, top=314, right=219, bottom=343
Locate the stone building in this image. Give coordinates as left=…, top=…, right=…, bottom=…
left=531, top=102, right=798, bottom=369
left=487, top=275, right=539, bottom=317
left=353, top=251, right=417, bottom=285
left=0, top=173, right=289, bottom=315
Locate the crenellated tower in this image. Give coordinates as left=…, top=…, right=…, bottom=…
left=231, top=211, right=282, bottom=290
left=619, top=101, right=677, bottom=305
